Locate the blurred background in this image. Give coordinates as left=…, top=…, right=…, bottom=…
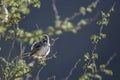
left=0, top=0, right=120, bottom=80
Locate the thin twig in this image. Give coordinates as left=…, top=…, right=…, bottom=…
left=47, top=52, right=57, bottom=60
left=35, top=66, right=44, bottom=80
left=35, top=24, right=40, bottom=30
left=91, top=25, right=104, bottom=72
left=88, top=0, right=99, bottom=8
left=6, top=24, right=17, bottom=61
left=105, top=53, right=117, bottom=67
left=65, top=59, right=81, bottom=80
left=13, top=70, right=31, bottom=79
left=52, top=0, right=59, bottom=20
left=94, top=53, right=117, bottom=73
left=20, top=42, right=23, bottom=58
left=7, top=39, right=15, bottom=61
left=51, top=37, right=59, bottom=47
left=69, top=12, right=82, bottom=21
left=69, top=0, right=100, bottom=21
left=19, top=43, right=27, bottom=59
left=84, top=25, right=104, bottom=74
left=47, top=75, right=56, bottom=80
left=1, top=65, right=5, bottom=80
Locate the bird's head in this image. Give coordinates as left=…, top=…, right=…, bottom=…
left=42, top=34, right=50, bottom=46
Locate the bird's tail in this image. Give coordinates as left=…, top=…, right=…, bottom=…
left=21, top=52, right=31, bottom=58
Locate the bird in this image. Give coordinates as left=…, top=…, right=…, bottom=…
left=30, top=34, right=50, bottom=59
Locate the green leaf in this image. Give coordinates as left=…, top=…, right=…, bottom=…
left=86, top=7, right=92, bottom=12
left=34, top=30, right=43, bottom=35
left=84, top=52, right=90, bottom=61
left=38, top=60, right=46, bottom=66
left=103, top=69, right=113, bottom=76
left=0, top=57, right=8, bottom=64
left=80, top=7, right=86, bottom=15
left=10, top=1, right=18, bottom=7
left=87, top=63, right=96, bottom=72
left=21, top=7, right=30, bottom=14
left=0, top=27, right=6, bottom=33
left=8, top=29, right=15, bottom=34
left=91, top=2, right=97, bottom=8
left=55, top=20, right=61, bottom=28
left=25, top=32, right=32, bottom=37
left=47, top=26, right=54, bottom=35
left=110, top=3, right=115, bottom=12
left=55, top=30, right=62, bottom=35
left=101, top=11, right=106, bottom=17
left=48, top=26, right=55, bottom=32
left=106, top=13, right=110, bottom=17
left=80, top=20, right=87, bottom=25
left=16, top=28, right=24, bottom=36
left=65, top=22, right=73, bottom=29
left=71, top=29, right=77, bottom=33
left=94, top=74, right=102, bottom=80
left=10, top=7, right=18, bottom=13
left=110, top=6, right=114, bottom=12
left=100, top=64, right=106, bottom=69
left=79, top=73, right=89, bottom=80
left=92, top=53, right=98, bottom=60
left=100, top=33, right=106, bottom=38
left=29, top=38, right=34, bottom=44
left=90, top=35, right=99, bottom=44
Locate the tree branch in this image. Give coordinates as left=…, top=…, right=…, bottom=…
left=65, top=59, right=81, bottom=80
left=105, top=53, right=117, bottom=67
left=35, top=66, right=44, bottom=80
left=47, top=52, right=57, bottom=60
left=7, top=39, right=15, bottom=61
left=52, top=0, right=59, bottom=20
left=69, top=0, right=100, bottom=21
left=84, top=24, right=104, bottom=74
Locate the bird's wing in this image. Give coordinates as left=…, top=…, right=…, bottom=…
left=30, top=41, right=43, bottom=56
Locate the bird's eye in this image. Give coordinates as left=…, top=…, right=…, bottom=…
left=43, top=39, right=47, bottom=43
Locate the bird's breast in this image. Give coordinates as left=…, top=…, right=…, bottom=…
left=36, top=46, right=50, bottom=57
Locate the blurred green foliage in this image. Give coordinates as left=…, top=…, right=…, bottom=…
left=0, top=0, right=99, bottom=44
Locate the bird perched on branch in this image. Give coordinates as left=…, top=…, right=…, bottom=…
left=22, top=34, right=50, bottom=60
left=30, top=34, right=50, bottom=59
